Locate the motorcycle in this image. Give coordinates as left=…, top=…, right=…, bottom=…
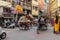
left=0, top=27, right=6, bottom=39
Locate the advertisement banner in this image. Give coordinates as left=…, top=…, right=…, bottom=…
left=11, top=7, right=17, bottom=14
left=16, top=5, right=23, bottom=13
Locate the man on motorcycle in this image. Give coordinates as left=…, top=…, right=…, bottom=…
left=37, top=16, right=47, bottom=34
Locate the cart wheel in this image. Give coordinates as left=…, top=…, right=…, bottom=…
left=13, top=26, right=15, bottom=29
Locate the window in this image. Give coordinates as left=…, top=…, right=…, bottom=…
left=23, top=3, right=25, bottom=6
left=12, top=1, right=15, bottom=7
left=27, top=0, right=31, bottom=2
left=33, top=6, right=35, bottom=9
left=35, top=7, right=38, bottom=10
left=35, top=0, right=38, bottom=2
left=26, top=0, right=31, bottom=3
left=18, top=2, right=21, bottom=5
left=33, top=6, right=38, bottom=10
left=3, top=8, right=11, bottom=13
left=21, top=0, right=24, bottom=1
left=3, top=0, right=6, bottom=1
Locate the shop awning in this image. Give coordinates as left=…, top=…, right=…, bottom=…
left=0, top=1, right=12, bottom=7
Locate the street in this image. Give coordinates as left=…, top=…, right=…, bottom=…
left=0, top=0, right=60, bottom=40
left=3, top=26, right=60, bottom=40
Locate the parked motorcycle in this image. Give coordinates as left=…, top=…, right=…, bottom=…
left=3, top=21, right=15, bottom=29
left=0, top=27, right=6, bottom=39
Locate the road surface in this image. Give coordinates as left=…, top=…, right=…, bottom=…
left=3, top=26, right=60, bottom=40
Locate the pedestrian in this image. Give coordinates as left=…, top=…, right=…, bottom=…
left=50, top=17, right=54, bottom=26
left=37, top=16, right=45, bottom=34
left=58, top=14, right=60, bottom=33
left=54, top=14, right=59, bottom=34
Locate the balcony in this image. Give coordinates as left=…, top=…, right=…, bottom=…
left=3, top=12, right=14, bottom=18
left=26, top=0, right=31, bottom=4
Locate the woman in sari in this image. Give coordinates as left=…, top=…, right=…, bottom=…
left=54, top=15, right=59, bottom=34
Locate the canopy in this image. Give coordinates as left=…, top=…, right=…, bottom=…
left=0, top=1, right=12, bottom=7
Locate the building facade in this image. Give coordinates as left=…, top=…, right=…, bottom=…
left=49, top=0, right=60, bottom=17
left=4, top=0, right=12, bottom=3
left=38, top=0, right=44, bottom=11
left=12, top=0, right=32, bottom=15
left=0, top=0, right=12, bottom=24
left=32, top=0, right=39, bottom=16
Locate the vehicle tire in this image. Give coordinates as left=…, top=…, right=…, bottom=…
left=13, top=26, right=15, bottom=29
left=42, top=25, right=47, bottom=31
left=1, top=32, right=6, bottom=39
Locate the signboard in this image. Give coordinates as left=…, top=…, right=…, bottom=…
left=16, top=5, right=23, bottom=13
left=11, top=7, right=17, bottom=14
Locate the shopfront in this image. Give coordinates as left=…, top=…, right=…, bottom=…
left=3, top=7, right=14, bottom=22
left=0, top=0, right=12, bottom=24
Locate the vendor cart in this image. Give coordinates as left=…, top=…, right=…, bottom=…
left=18, top=16, right=31, bottom=30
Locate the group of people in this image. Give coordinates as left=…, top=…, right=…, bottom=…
left=37, top=14, right=60, bottom=34
left=18, top=13, right=60, bottom=34
left=18, top=13, right=49, bottom=31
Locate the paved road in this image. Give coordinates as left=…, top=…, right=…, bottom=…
left=3, top=26, right=60, bottom=40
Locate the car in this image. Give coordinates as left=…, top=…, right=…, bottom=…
left=0, top=27, right=6, bottom=39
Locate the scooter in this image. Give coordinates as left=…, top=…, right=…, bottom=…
left=0, top=27, right=6, bottom=39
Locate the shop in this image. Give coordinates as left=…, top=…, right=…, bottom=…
left=0, top=0, right=12, bottom=24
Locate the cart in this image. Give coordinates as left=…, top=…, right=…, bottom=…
left=18, top=17, right=31, bottom=30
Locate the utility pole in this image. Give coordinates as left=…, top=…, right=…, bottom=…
left=25, top=0, right=27, bottom=15
left=15, top=0, right=19, bottom=22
